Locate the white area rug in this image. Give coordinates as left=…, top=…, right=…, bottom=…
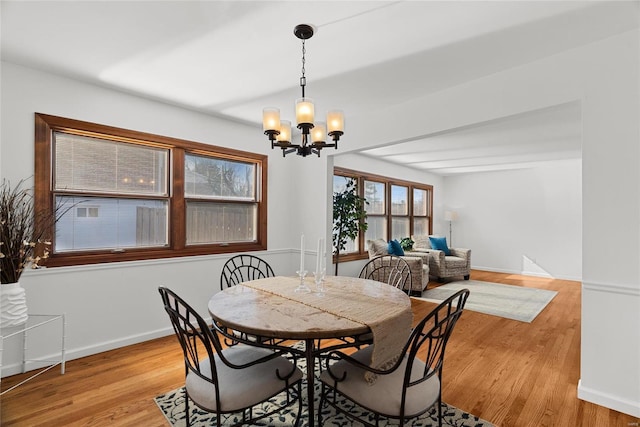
left=415, top=280, right=558, bottom=323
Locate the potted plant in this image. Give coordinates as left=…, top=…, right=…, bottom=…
left=0, top=179, right=60, bottom=327
left=332, top=179, right=368, bottom=275
left=400, top=237, right=414, bottom=251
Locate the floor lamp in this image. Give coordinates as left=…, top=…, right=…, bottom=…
left=444, top=210, right=458, bottom=246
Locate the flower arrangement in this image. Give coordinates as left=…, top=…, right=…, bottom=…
left=0, top=179, right=57, bottom=284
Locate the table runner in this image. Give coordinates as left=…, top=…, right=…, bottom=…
left=241, top=276, right=412, bottom=380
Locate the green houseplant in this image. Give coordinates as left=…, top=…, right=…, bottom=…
left=332, top=179, right=368, bottom=276
left=400, top=237, right=414, bottom=251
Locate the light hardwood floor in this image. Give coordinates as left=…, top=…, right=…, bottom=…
left=1, top=270, right=638, bottom=426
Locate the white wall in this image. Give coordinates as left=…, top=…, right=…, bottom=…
left=334, top=29, right=640, bottom=417
left=0, top=62, right=311, bottom=374
left=442, top=159, right=582, bottom=281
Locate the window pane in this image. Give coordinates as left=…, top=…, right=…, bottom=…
left=333, top=175, right=354, bottom=193
left=185, top=154, right=255, bottom=200
left=186, top=202, right=257, bottom=244
left=391, top=185, right=408, bottom=215
left=340, top=236, right=358, bottom=254
left=54, top=132, right=168, bottom=196
left=413, top=188, right=428, bottom=216
left=55, top=196, right=168, bottom=252
left=364, top=180, right=385, bottom=215
left=413, top=217, right=430, bottom=236
left=364, top=216, right=387, bottom=243
left=391, top=217, right=410, bottom=241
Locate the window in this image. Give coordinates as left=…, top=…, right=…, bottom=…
left=332, top=175, right=358, bottom=254
left=76, top=207, right=99, bottom=218
left=333, top=167, right=432, bottom=261
left=35, top=113, right=267, bottom=267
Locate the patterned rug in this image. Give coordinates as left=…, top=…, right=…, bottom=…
left=416, top=280, right=557, bottom=323
left=154, top=344, right=494, bottom=427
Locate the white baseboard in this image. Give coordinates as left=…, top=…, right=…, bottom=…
left=1, top=317, right=212, bottom=378
left=471, top=265, right=581, bottom=282
left=578, top=379, right=640, bottom=418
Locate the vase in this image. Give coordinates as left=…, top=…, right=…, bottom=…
left=1, top=282, right=28, bottom=328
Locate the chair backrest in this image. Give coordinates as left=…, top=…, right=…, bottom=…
left=220, top=254, right=275, bottom=290
left=402, top=288, right=470, bottom=398
left=158, top=287, right=222, bottom=389
left=358, top=254, right=412, bottom=292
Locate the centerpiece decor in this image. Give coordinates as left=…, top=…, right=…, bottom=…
left=400, top=237, right=414, bottom=251
left=0, top=179, right=61, bottom=328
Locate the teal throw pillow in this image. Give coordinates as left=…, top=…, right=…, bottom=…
left=388, top=239, right=405, bottom=256
left=429, top=236, right=450, bottom=255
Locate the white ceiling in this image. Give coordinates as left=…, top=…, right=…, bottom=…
left=2, top=1, right=638, bottom=175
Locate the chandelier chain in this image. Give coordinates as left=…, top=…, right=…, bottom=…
left=301, top=39, right=306, bottom=79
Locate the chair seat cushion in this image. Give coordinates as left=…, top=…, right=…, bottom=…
left=444, top=256, right=466, bottom=268
left=319, top=346, right=440, bottom=418
left=186, top=345, right=303, bottom=412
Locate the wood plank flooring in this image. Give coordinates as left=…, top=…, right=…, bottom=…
left=1, top=270, right=638, bottom=426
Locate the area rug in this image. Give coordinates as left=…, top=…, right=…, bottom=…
left=415, top=280, right=557, bottom=323
left=154, top=343, right=493, bottom=427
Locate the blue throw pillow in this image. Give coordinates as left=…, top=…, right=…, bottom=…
left=388, top=239, right=405, bottom=256
left=429, top=236, right=450, bottom=255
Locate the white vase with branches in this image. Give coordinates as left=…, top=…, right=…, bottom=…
left=0, top=179, right=59, bottom=328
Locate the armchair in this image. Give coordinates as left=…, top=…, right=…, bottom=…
left=411, top=235, right=471, bottom=282
left=366, top=239, right=429, bottom=294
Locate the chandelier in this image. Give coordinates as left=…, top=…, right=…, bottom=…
left=262, top=24, right=344, bottom=157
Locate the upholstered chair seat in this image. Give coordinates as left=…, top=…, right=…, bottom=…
left=187, top=345, right=303, bottom=412
left=319, top=345, right=440, bottom=418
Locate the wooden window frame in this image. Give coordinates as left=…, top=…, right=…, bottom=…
left=34, top=113, right=267, bottom=268
left=333, top=167, right=433, bottom=263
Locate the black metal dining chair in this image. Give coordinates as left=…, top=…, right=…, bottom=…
left=220, top=254, right=275, bottom=290
left=219, top=254, right=278, bottom=346
left=158, top=286, right=303, bottom=427
left=318, top=288, right=470, bottom=427
left=359, top=254, right=413, bottom=294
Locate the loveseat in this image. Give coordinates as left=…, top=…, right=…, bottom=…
left=366, top=239, right=430, bottom=294
left=409, top=235, right=471, bottom=282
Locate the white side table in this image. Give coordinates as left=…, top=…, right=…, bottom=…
left=0, top=314, right=66, bottom=395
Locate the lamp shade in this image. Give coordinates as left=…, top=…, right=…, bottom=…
left=276, top=120, right=292, bottom=144
left=295, top=98, right=314, bottom=125
left=312, top=122, right=327, bottom=144
left=262, top=108, right=280, bottom=132
left=327, top=110, right=345, bottom=133
left=444, top=211, right=458, bottom=221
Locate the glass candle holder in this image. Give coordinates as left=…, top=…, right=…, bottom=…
left=294, top=270, right=311, bottom=293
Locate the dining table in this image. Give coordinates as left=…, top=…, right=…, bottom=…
left=208, top=275, right=413, bottom=427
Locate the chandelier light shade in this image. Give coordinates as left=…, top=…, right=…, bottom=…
left=263, top=24, right=344, bottom=157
